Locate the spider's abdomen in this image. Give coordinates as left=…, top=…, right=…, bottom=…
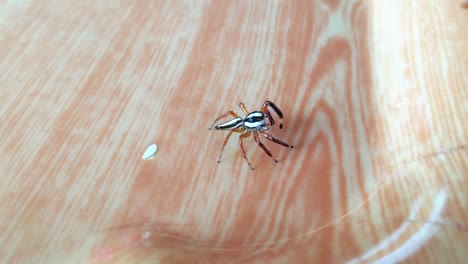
left=215, top=117, right=244, bottom=130
left=244, top=111, right=266, bottom=129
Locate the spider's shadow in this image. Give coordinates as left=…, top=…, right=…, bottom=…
left=296, top=109, right=319, bottom=139
left=274, top=108, right=318, bottom=149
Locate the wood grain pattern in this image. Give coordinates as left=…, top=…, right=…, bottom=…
left=1, top=0, right=467, bottom=263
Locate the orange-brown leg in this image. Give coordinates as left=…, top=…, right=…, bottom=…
left=239, top=131, right=254, bottom=170
left=217, top=128, right=244, bottom=163
left=253, top=131, right=278, bottom=163
left=209, top=111, right=239, bottom=130
left=260, top=131, right=294, bottom=148
left=238, top=102, right=249, bottom=115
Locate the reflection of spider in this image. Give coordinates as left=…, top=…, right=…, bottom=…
left=209, top=100, right=294, bottom=170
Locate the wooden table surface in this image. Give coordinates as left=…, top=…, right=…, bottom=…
left=1, top=0, right=467, bottom=263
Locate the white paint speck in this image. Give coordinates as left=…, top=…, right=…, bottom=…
left=141, top=231, right=151, bottom=239
left=141, top=231, right=153, bottom=247
left=142, top=143, right=158, bottom=160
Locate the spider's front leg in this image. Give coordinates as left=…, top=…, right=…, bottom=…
left=209, top=111, right=239, bottom=130
left=261, top=101, right=284, bottom=129
left=265, top=110, right=275, bottom=126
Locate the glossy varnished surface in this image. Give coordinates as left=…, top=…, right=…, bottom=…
left=0, top=0, right=467, bottom=263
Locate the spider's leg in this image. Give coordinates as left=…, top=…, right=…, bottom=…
left=261, top=101, right=284, bottom=129
left=253, top=131, right=278, bottom=163
left=238, top=102, right=249, bottom=115
left=217, top=128, right=244, bottom=163
left=260, top=131, right=294, bottom=148
left=265, top=110, right=275, bottom=126
left=239, top=131, right=254, bottom=170
left=209, top=111, right=239, bottom=130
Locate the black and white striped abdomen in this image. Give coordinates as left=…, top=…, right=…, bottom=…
left=215, top=117, right=244, bottom=130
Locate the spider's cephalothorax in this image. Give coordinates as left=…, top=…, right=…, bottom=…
left=209, top=100, right=294, bottom=170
